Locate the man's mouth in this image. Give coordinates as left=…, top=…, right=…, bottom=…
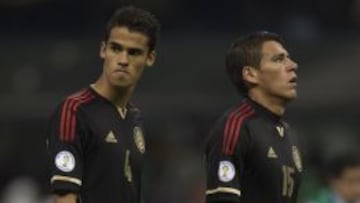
left=114, top=69, right=129, bottom=74
left=289, top=78, right=296, bottom=83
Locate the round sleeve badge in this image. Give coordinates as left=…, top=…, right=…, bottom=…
left=55, top=151, right=76, bottom=172
left=218, top=160, right=236, bottom=182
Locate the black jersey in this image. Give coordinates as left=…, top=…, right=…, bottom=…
left=47, top=87, right=146, bottom=203
left=205, top=98, right=302, bottom=203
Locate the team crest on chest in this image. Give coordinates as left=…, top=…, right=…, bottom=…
left=292, top=146, right=302, bottom=172
left=133, top=126, right=145, bottom=154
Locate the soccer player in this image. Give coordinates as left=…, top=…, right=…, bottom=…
left=47, top=6, right=160, bottom=203
left=309, top=150, right=360, bottom=203
left=205, top=31, right=302, bottom=203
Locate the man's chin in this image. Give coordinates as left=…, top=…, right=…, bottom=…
left=282, top=92, right=297, bottom=102
left=111, top=81, right=132, bottom=89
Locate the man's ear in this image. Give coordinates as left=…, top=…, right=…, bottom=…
left=99, top=41, right=106, bottom=59
left=146, top=50, right=156, bottom=67
left=242, top=66, right=259, bottom=85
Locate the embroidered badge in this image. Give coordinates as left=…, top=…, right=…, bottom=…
left=218, top=160, right=235, bottom=182
left=55, top=151, right=75, bottom=172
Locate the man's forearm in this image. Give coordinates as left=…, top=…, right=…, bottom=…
left=54, top=193, right=77, bottom=203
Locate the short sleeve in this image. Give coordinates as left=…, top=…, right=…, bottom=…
left=47, top=101, right=86, bottom=194
left=205, top=116, right=251, bottom=203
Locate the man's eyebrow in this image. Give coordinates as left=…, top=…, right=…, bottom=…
left=108, top=41, right=122, bottom=46
left=108, top=41, right=144, bottom=51
left=270, top=52, right=289, bottom=58
left=128, top=47, right=144, bottom=51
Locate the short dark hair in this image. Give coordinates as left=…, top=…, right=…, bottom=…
left=225, top=31, right=284, bottom=95
left=104, top=5, right=160, bottom=51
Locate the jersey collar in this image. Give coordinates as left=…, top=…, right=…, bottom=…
left=244, top=97, right=282, bottom=123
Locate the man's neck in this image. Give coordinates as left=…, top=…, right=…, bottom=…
left=91, top=81, right=133, bottom=109
left=248, top=92, right=287, bottom=117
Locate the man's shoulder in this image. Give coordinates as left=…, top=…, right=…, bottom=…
left=53, top=87, right=97, bottom=115
left=209, top=100, right=258, bottom=138
left=64, top=87, right=95, bottom=101
left=221, top=100, right=258, bottom=123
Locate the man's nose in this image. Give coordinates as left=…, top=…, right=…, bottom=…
left=288, top=58, right=298, bottom=71
left=117, top=51, right=129, bottom=66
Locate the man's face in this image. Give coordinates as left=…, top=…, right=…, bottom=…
left=332, top=167, right=360, bottom=202
left=100, top=26, right=155, bottom=89
left=254, top=40, right=298, bottom=102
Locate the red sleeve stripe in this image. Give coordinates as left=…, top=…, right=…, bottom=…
left=224, top=105, right=251, bottom=155
left=226, top=105, right=251, bottom=147
left=222, top=103, right=248, bottom=154
left=228, top=109, right=254, bottom=155
left=222, top=103, right=255, bottom=155
left=60, top=98, right=71, bottom=141
left=68, top=94, right=95, bottom=141
left=62, top=90, right=91, bottom=141
left=60, top=89, right=95, bottom=142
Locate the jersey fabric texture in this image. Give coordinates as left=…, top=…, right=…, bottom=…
left=47, top=86, right=146, bottom=203
left=206, top=97, right=302, bottom=203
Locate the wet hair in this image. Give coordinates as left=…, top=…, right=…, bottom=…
left=225, top=31, right=284, bottom=95
left=104, top=5, right=160, bottom=51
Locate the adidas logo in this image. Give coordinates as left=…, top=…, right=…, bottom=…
left=267, top=147, right=278, bottom=159
left=276, top=126, right=284, bottom=137
left=105, top=131, right=118, bottom=143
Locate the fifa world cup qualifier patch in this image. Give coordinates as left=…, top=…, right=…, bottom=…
left=218, top=160, right=235, bottom=182
left=55, top=151, right=76, bottom=172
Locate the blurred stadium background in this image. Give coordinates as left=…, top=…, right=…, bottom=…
left=0, top=0, right=360, bottom=202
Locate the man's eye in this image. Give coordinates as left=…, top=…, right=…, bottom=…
left=110, top=46, right=121, bottom=52
left=273, top=56, right=285, bottom=62
left=128, top=49, right=142, bottom=56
